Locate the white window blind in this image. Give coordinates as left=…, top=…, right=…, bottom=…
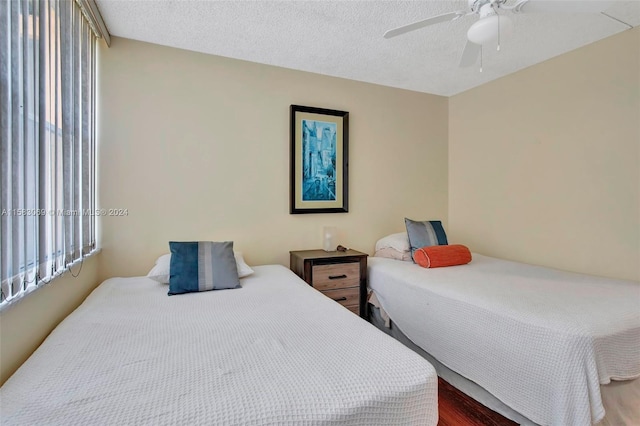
left=0, top=0, right=97, bottom=305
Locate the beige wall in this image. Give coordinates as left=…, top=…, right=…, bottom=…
left=0, top=255, right=100, bottom=385
left=97, top=37, right=449, bottom=280
left=449, top=28, right=640, bottom=281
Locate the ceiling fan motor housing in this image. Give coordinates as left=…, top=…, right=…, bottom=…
left=469, top=0, right=507, bottom=14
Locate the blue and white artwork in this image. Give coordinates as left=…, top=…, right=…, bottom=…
left=301, top=119, right=337, bottom=201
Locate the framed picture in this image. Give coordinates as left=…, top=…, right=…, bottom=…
left=290, top=105, right=349, bottom=214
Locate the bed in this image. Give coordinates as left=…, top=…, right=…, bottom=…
left=1, top=264, right=438, bottom=425
left=368, top=254, right=640, bottom=426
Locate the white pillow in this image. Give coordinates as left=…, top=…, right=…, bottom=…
left=233, top=252, right=254, bottom=278
left=374, top=232, right=411, bottom=253
left=147, top=253, right=171, bottom=283
left=146, top=251, right=254, bottom=284
left=374, top=248, right=413, bottom=262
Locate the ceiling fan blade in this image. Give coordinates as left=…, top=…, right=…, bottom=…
left=514, top=0, right=614, bottom=14
left=384, top=11, right=466, bottom=39
left=459, top=40, right=481, bottom=67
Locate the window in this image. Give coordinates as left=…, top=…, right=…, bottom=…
left=0, top=0, right=97, bottom=305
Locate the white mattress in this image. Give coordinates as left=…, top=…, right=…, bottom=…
left=368, top=255, right=640, bottom=426
left=1, top=265, right=438, bottom=425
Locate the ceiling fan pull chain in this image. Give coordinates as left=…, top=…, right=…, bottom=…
left=491, top=2, right=501, bottom=52
left=497, top=13, right=501, bottom=51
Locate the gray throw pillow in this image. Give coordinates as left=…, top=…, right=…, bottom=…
left=168, top=241, right=240, bottom=295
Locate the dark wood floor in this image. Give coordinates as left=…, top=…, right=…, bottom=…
left=438, top=378, right=518, bottom=426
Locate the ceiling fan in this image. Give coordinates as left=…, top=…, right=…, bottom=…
left=384, top=0, right=617, bottom=69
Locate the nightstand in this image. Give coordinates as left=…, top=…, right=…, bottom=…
left=290, top=249, right=368, bottom=318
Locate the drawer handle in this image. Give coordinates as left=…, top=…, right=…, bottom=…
left=333, top=297, right=347, bottom=302
left=328, top=274, right=347, bottom=280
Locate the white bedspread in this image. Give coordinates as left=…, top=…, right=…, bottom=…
left=1, top=265, right=437, bottom=425
left=368, top=255, right=640, bottom=426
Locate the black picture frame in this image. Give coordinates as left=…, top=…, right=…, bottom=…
left=290, top=105, right=349, bottom=214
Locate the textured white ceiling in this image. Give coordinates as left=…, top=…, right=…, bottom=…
left=95, top=0, right=640, bottom=96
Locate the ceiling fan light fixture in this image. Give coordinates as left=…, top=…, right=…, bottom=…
left=467, top=14, right=513, bottom=45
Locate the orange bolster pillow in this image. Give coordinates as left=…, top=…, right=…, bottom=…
left=413, top=244, right=472, bottom=268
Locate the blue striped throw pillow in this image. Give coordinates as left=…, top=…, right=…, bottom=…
left=168, top=241, right=241, bottom=295
left=404, top=218, right=449, bottom=260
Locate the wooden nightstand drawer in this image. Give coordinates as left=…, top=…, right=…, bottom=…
left=321, top=287, right=359, bottom=306
left=290, top=249, right=368, bottom=318
left=344, top=304, right=359, bottom=314
left=312, top=263, right=360, bottom=290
